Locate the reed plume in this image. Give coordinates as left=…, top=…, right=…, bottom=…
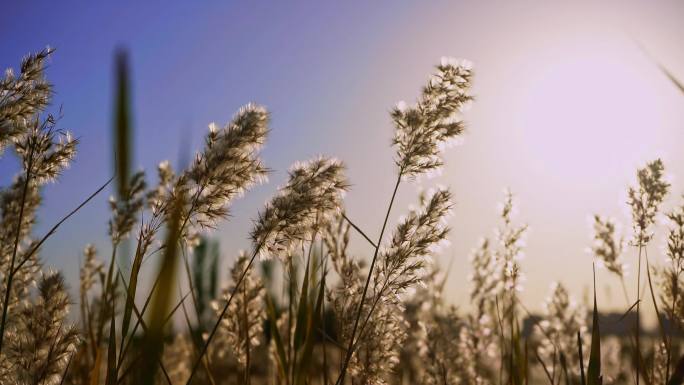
left=251, top=156, right=349, bottom=260
left=391, top=57, right=473, bottom=179
left=0, top=48, right=54, bottom=151
left=210, top=252, right=266, bottom=370
left=535, top=282, right=588, bottom=383
left=591, top=215, right=626, bottom=278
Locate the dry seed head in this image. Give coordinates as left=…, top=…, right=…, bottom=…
left=108, top=170, right=146, bottom=243
left=13, top=125, right=78, bottom=185
left=657, top=197, right=684, bottom=328
left=536, top=282, right=588, bottom=382
left=161, top=334, right=193, bottom=385
left=1, top=271, right=79, bottom=385
left=0, top=48, right=54, bottom=151
left=591, top=215, right=626, bottom=277
left=251, top=156, right=349, bottom=260
left=628, top=159, right=669, bottom=246
left=469, top=238, right=498, bottom=325
left=79, top=244, right=103, bottom=295
left=391, top=58, right=473, bottom=179
left=348, top=301, right=407, bottom=385
left=374, top=187, right=452, bottom=302
left=211, top=252, right=265, bottom=368
left=185, top=103, right=269, bottom=228
left=665, top=198, right=684, bottom=269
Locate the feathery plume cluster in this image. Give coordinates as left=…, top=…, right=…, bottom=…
left=185, top=104, right=269, bottom=229
left=494, top=190, right=528, bottom=315
left=658, top=198, right=684, bottom=328
left=536, top=282, right=588, bottom=382
left=653, top=341, right=669, bottom=385
left=391, top=57, right=473, bottom=179
left=464, top=238, right=498, bottom=371
left=1, top=271, right=79, bottom=385
left=326, top=216, right=407, bottom=385
left=14, top=124, right=77, bottom=185
left=591, top=215, right=626, bottom=277
left=0, top=178, right=42, bottom=316
left=0, top=50, right=79, bottom=385
left=0, top=48, right=54, bottom=151
left=406, top=267, right=486, bottom=385
left=14, top=47, right=681, bottom=385
left=326, top=214, right=364, bottom=345
left=323, top=212, right=351, bottom=268
left=665, top=198, right=684, bottom=271
left=469, top=238, right=497, bottom=329
left=350, top=301, right=407, bottom=385
left=414, top=312, right=462, bottom=385
left=628, top=159, right=670, bottom=246
left=160, top=334, right=193, bottom=385
left=373, top=187, right=453, bottom=302
left=211, top=252, right=266, bottom=368
left=251, top=156, right=349, bottom=260
left=147, top=104, right=270, bottom=246
left=330, top=187, right=453, bottom=385
left=326, top=216, right=366, bottom=356
left=108, top=170, right=146, bottom=244
left=79, top=244, right=103, bottom=297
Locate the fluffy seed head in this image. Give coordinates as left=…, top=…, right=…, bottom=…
left=0, top=48, right=54, bottom=151
left=211, top=252, right=265, bottom=368
left=591, top=215, right=626, bottom=277
left=108, top=171, right=146, bottom=244
left=628, top=159, right=669, bottom=246
left=251, top=156, right=349, bottom=260
left=374, top=187, right=453, bottom=301
left=391, top=58, right=473, bottom=179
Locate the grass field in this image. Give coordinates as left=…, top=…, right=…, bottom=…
left=1, top=45, right=684, bottom=385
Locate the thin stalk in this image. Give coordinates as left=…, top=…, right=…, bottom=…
left=321, top=239, right=329, bottom=385
left=0, top=145, right=33, bottom=354
left=243, top=280, right=251, bottom=385
left=667, top=268, right=681, bottom=383
left=636, top=244, right=644, bottom=385
left=645, top=250, right=671, bottom=383
left=288, top=257, right=295, bottom=385
left=342, top=213, right=377, bottom=249
left=185, top=241, right=264, bottom=385
left=13, top=175, right=114, bottom=274
left=335, top=171, right=402, bottom=385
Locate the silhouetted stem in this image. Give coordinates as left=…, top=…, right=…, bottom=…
left=185, top=241, right=264, bottom=385
left=335, top=170, right=402, bottom=385
left=0, top=145, right=33, bottom=354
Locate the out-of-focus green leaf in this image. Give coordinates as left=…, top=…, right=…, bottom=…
left=105, top=300, right=117, bottom=385
left=587, top=266, right=602, bottom=385
left=267, top=295, right=287, bottom=381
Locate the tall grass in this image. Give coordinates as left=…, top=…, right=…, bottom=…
left=2, top=47, right=684, bottom=385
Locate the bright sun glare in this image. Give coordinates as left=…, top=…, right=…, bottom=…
left=514, top=34, right=671, bottom=186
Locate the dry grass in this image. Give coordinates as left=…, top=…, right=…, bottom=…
left=2, top=47, right=684, bottom=385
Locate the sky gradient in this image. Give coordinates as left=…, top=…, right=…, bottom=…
left=2, top=0, right=684, bottom=312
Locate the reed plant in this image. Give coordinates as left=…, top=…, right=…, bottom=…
left=3, top=47, right=684, bottom=385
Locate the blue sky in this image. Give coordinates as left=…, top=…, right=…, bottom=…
left=3, top=1, right=684, bottom=311
left=1, top=0, right=409, bottom=262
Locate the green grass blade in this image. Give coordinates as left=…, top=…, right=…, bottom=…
left=293, top=250, right=312, bottom=352
left=106, top=300, right=117, bottom=385
left=587, top=265, right=602, bottom=385
left=120, top=227, right=144, bottom=354
left=578, top=331, right=586, bottom=385
left=266, top=295, right=288, bottom=381
left=140, top=195, right=182, bottom=385
left=294, top=266, right=326, bottom=385
left=113, top=48, right=131, bottom=198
